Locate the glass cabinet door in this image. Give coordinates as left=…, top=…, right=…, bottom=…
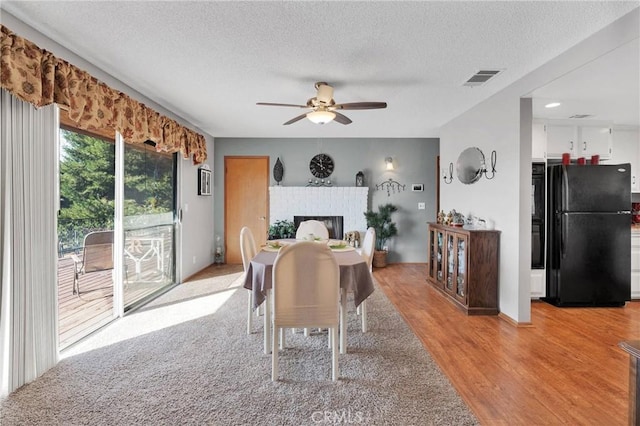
left=446, top=233, right=455, bottom=293
left=433, top=229, right=445, bottom=287
left=428, top=228, right=435, bottom=280
left=455, top=234, right=468, bottom=303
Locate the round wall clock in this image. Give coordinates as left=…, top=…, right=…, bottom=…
left=309, top=153, right=334, bottom=179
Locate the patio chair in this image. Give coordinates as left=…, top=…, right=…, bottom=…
left=71, top=230, right=114, bottom=294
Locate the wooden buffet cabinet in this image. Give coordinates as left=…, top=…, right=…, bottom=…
left=427, top=223, right=500, bottom=315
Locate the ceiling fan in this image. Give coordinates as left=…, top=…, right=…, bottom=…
left=257, top=82, right=387, bottom=125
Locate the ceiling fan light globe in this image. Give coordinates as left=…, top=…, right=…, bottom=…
left=307, top=110, right=336, bottom=124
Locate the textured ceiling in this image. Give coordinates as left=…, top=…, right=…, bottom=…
left=1, top=1, right=638, bottom=138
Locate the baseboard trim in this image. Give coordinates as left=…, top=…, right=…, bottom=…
left=498, top=312, right=534, bottom=328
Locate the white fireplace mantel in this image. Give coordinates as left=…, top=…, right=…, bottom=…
left=269, top=186, right=369, bottom=235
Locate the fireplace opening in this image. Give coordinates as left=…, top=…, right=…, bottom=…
left=294, top=216, right=344, bottom=240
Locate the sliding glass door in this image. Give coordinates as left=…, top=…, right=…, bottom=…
left=58, top=112, right=178, bottom=348
left=122, top=142, right=177, bottom=310
left=57, top=124, right=116, bottom=348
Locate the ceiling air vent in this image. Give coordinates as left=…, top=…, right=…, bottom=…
left=463, top=70, right=503, bottom=87
left=569, top=114, right=593, bottom=119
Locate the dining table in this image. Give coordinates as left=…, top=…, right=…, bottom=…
left=243, top=240, right=375, bottom=355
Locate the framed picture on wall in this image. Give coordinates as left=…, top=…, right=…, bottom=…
left=198, top=168, right=212, bottom=196
left=411, top=183, right=424, bottom=192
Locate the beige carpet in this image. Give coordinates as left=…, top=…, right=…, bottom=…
left=0, top=269, right=477, bottom=425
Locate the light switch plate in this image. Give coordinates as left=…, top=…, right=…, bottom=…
left=418, top=202, right=426, bottom=210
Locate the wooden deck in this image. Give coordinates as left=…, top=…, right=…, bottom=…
left=58, top=253, right=174, bottom=349
left=58, top=256, right=114, bottom=348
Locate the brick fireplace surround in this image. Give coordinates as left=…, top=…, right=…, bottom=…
left=269, top=186, right=369, bottom=238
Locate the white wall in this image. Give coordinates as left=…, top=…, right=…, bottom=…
left=178, top=135, right=215, bottom=280
left=440, top=9, right=639, bottom=322
left=441, top=95, right=525, bottom=320
left=1, top=12, right=216, bottom=284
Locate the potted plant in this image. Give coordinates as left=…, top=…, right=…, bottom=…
left=268, top=219, right=296, bottom=240
left=364, top=203, right=398, bottom=268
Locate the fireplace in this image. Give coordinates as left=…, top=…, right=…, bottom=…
left=294, top=216, right=343, bottom=240
left=269, top=186, right=369, bottom=237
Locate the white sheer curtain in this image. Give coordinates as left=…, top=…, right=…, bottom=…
left=0, top=89, right=59, bottom=397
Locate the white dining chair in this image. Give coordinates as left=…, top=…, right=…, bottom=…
left=357, top=226, right=376, bottom=333
left=295, top=220, right=329, bottom=240
left=271, top=241, right=340, bottom=381
left=240, top=226, right=260, bottom=334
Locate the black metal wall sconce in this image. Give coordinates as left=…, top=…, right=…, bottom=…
left=443, top=162, right=454, bottom=184
left=482, top=150, right=497, bottom=180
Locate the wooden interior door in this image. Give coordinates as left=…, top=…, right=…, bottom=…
left=436, top=155, right=440, bottom=216
left=224, top=156, right=269, bottom=264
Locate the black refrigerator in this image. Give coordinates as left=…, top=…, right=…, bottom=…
left=545, top=164, right=631, bottom=307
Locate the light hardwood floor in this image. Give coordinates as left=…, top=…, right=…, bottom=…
left=374, top=263, right=639, bottom=426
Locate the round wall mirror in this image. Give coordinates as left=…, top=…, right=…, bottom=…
left=456, top=147, right=486, bottom=184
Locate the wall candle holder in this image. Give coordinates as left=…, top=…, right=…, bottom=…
left=482, top=150, right=497, bottom=179
left=376, top=178, right=405, bottom=196
left=443, top=162, right=454, bottom=184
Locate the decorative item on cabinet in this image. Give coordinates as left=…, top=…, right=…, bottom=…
left=355, top=171, right=364, bottom=187
left=427, top=222, right=500, bottom=315
left=440, top=209, right=464, bottom=227
left=273, top=157, right=284, bottom=185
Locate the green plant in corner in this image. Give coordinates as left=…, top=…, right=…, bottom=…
left=268, top=219, right=296, bottom=240
left=364, top=203, right=398, bottom=251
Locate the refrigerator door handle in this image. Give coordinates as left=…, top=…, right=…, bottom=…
left=560, top=214, right=566, bottom=259
left=561, top=167, right=570, bottom=213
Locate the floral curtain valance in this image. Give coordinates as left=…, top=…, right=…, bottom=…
left=0, top=24, right=206, bottom=164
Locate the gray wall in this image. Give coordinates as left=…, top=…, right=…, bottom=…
left=214, top=138, right=439, bottom=263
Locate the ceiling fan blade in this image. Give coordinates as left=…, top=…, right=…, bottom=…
left=257, top=102, right=308, bottom=108
left=333, top=112, right=352, bottom=125
left=283, top=113, right=308, bottom=125
left=333, top=102, right=387, bottom=110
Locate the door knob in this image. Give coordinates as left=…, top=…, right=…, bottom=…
left=259, top=216, right=266, bottom=221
